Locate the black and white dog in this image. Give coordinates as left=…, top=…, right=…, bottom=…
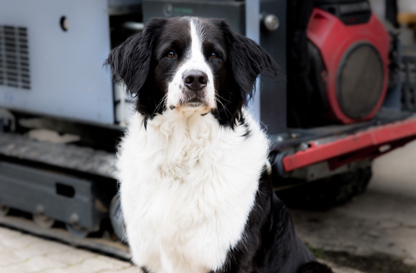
left=106, top=17, right=333, bottom=273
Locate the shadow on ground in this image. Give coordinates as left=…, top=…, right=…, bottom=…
left=310, top=246, right=416, bottom=273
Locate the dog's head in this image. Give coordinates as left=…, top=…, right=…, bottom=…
left=105, top=17, right=278, bottom=127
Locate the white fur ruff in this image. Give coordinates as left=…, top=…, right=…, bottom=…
left=117, top=109, right=269, bottom=273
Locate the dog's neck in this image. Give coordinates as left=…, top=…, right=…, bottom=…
left=138, top=109, right=220, bottom=170
left=133, top=108, right=249, bottom=180
left=145, top=108, right=219, bottom=141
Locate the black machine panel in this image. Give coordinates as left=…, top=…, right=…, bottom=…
left=314, top=0, right=372, bottom=25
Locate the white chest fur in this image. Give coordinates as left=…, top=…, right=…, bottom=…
left=117, top=110, right=269, bottom=273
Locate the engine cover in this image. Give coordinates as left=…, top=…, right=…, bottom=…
left=307, top=7, right=390, bottom=124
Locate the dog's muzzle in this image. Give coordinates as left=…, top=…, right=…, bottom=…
left=181, top=70, right=209, bottom=106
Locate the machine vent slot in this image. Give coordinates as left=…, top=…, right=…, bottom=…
left=56, top=183, right=75, bottom=198
left=0, top=25, right=31, bottom=90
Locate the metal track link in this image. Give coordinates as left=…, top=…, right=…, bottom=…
left=0, top=132, right=117, bottom=179
left=0, top=215, right=130, bottom=260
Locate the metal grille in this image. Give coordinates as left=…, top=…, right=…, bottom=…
left=0, top=25, right=31, bottom=90
left=402, top=55, right=416, bottom=111
left=337, top=43, right=384, bottom=119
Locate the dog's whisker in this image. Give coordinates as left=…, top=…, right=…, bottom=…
left=153, top=93, right=169, bottom=115
left=215, top=93, right=231, bottom=103
left=215, top=97, right=232, bottom=117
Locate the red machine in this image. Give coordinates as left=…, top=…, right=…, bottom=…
left=276, top=0, right=413, bottom=210
left=307, top=7, right=390, bottom=123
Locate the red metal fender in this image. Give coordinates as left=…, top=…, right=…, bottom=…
left=283, top=117, right=416, bottom=172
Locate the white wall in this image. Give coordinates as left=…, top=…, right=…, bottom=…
left=369, top=0, right=385, bottom=21
left=369, top=0, right=416, bottom=46
left=398, top=0, right=416, bottom=13
left=369, top=0, right=416, bottom=20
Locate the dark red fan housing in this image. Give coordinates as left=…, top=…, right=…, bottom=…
left=307, top=4, right=390, bottom=124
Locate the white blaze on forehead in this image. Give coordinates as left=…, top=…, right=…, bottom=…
left=166, top=18, right=216, bottom=110
left=190, top=19, right=205, bottom=63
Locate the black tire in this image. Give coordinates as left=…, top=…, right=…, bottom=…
left=276, top=166, right=372, bottom=210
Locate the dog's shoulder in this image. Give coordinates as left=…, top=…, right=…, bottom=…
left=259, top=195, right=335, bottom=273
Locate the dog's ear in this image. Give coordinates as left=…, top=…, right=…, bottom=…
left=104, top=18, right=167, bottom=94
left=218, top=20, right=279, bottom=97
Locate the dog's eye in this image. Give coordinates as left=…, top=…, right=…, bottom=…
left=167, top=51, right=175, bottom=58
left=210, top=52, right=217, bottom=59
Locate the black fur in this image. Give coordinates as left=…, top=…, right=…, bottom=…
left=208, top=19, right=279, bottom=127
left=211, top=169, right=333, bottom=273
left=141, top=266, right=150, bottom=273
left=238, top=117, right=251, bottom=139
left=296, top=262, right=334, bottom=273
left=105, top=18, right=171, bottom=120
left=105, top=17, right=332, bottom=273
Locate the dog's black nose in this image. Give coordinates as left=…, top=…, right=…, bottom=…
left=183, top=70, right=208, bottom=91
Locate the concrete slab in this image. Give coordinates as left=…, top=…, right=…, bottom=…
left=0, top=226, right=141, bottom=273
